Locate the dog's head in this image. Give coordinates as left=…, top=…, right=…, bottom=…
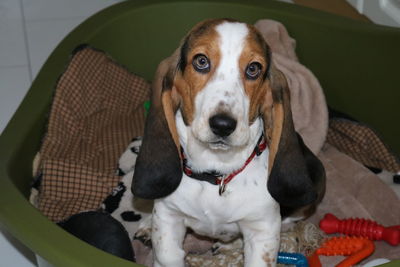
left=133, top=19, right=324, bottom=209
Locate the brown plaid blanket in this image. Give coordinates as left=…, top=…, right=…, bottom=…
left=36, top=46, right=150, bottom=222
left=327, top=117, right=400, bottom=173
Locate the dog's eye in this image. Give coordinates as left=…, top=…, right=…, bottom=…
left=192, top=54, right=210, bottom=73
left=245, top=62, right=262, bottom=80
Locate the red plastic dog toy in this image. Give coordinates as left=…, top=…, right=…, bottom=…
left=319, top=213, right=400, bottom=246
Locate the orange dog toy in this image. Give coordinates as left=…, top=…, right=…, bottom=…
left=308, top=236, right=375, bottom=267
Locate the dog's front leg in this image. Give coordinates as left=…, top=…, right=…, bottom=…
left=239, top=218, right=281, bottom=267
left=152, top=201, right=186, bottom=267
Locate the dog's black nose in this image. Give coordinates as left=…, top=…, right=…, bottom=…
left=209, top=114, right=237, bottom=137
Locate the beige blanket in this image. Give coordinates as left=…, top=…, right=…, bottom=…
left=255, top=19, right=329, bottom=155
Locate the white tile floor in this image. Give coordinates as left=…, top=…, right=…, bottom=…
left=0, top=0, right=123, bottom=133
left=0, top=1, right=123, bottom=265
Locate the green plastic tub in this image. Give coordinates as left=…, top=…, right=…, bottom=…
left=1, top=1, right=399, bottom=266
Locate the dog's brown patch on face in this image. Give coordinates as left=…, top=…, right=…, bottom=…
left=174, top=19, right=230, bottom=125
left=239, top=25, right=271, bottom=124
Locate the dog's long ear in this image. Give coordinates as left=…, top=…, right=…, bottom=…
left=132, top=53, right=182, bottom=199
left=262, top=64, right=324, bottom=208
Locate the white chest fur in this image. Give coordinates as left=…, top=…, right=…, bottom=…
left=155, top=148, right=279, bottom=241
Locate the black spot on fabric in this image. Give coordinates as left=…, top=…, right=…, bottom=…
left=130, top=146, right=139, bottom=154
left=131, top=136, right=142, bottom=142
left=365, top=166, right=382, bottom=174
left=117, top=168, right=126, bottom=176
left=103, top=182, right=126, bottom=213
left=394, top=174, right=400, bottom=184
left=120, top=211, right=142, bottom=222
left=32, top=173, right=43, bottom=189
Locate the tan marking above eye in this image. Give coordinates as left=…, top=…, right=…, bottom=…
left=174, top=22, right=222, bottom=124
left=239, top=26, right=270, bottom=124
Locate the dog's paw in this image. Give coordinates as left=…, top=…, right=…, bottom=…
left=117, top=136, right=142, bottom=175
left=134, top=228, right=152, bottom=247
left=211, top=238, right=243, bottom=255
left=133, top=215, right=152, bottom=247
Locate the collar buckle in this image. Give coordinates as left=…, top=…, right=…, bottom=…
left=218, top=176, right=227, bottom=196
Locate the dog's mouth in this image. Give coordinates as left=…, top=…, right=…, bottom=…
left=208, top=140, right=230, bottom=150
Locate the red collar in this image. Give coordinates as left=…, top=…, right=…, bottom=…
left=181, top=134, right=267, bottom=195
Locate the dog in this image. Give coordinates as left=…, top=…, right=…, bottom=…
left=132, top=18, right=325, bottom=267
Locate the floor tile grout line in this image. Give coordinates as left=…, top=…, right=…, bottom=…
left=19, top=0, right=33, bottom=82
left=0, top=65, right=29, bottom=69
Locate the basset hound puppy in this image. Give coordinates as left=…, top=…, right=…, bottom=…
left=132, top=18, right=325, bottom=267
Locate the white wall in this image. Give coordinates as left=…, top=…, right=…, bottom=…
left=347, top=0, right=400, bottom=27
